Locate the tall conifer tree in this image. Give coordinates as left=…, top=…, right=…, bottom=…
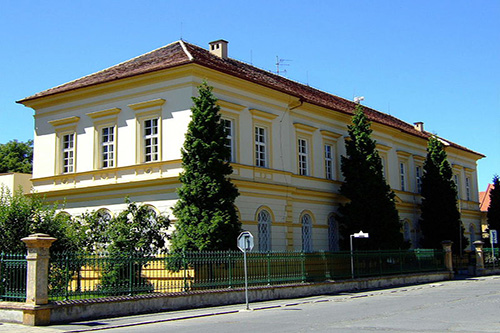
left=338, top=105, right=406, bottom=250
left=487, top=175, right=500, bottom=233
left=171, top=82, right=241, bottom=252
left=419, top=136, right=466, bottom=251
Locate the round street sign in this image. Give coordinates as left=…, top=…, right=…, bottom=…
left=237, top=231, right=254, bottom=252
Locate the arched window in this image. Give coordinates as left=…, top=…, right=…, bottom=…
left=403, top=220, right=412, bottom=244
left=258, top=209, right=272, bottom=252
left=328, top=215, right=339, bottom=252
left=97, top=209, right=112, bottom=225
left=469, top=224, right=476, bottom=251
left=301, top=213, right=313, bottom=253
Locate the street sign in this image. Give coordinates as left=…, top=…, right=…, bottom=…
left=237, top=231, right=254, bottom=252
left=491, top=230, right=498, bottom=244
left=353, top=231, right=369, bottom=238
left=237, top=231, right=254, bottom=311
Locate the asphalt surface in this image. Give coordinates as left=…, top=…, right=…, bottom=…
left=1, top=275, right=500, bottom=332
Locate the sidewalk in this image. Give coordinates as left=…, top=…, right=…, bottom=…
left=0, top=281, right=448, bottom=332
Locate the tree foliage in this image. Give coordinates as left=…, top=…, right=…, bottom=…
left=0, top=139, right=33, bottom=174
left=338, top=105, right=407, bottom=250
left=419, top=136, right=466, bottom=251
left=487, top=175, right=500, bottom=233
left=0, top=187, right=80, bottom=253
left=171, top=82, right=241, bottom=252
left=80, top=200, right=170, bottom=254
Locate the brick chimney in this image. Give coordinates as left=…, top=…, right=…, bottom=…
left=209, top=40, right=228, bottom=59
left=414, top=122, right=424, bottom=132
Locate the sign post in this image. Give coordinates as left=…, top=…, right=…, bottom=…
left=237, top=231, right=254, bottom=310
left=350, top=231, right=369, bottom=279
left=490, top=229, right=497, bottom=267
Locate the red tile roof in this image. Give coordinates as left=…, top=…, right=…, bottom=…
left=480, top=183, right=494, bottom=212
left=18, top=40, right=483, bottom=157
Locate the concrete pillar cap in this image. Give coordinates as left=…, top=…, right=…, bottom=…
left=22, top=233, right=57, bottom=248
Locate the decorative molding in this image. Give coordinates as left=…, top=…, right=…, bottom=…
left=319, top=129, right=342, bottom=139
left=48, top=116, right=80, bottom=127
left=86, top=108, right=121, bottom=119
left=249, top=108, right=278, bottom=120
left=128, top=98, right=166, bottom=114
left=293, top=122, right=317, bottom=133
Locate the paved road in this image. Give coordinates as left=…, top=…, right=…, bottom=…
left=2, top=276, right=500, bottom=332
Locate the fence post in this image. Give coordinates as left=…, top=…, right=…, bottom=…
left=441, top=240, right=454, bottom=278
left=21, top=233, right=57, bottom=326
left=473, top=240, right=485, bottom=276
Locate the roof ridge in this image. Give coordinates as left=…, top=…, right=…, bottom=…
left=179, top=40, right=193, bottom=61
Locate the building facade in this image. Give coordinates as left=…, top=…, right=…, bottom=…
left=18, top=39, right=484, bottom=251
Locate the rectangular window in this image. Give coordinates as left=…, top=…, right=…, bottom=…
left=223, top=119, right=234, bottom=162
left=324, top=144, right=333, bottom=180
left=400, top=162, right=406, bottom=191
left=255, top=126, right=267, bottom=167
left=466, top=177, right=471, bottom=201
left=416, top=166, right=422, bottom=194
left=62, top=133, right=75, bottom=173
left=101, top=126, right=115, bottom=168
left=454, top=174, right=460, bottom=199
left=298, top=139, right=309, bottom=176
left=380, top=156, right=386, bottom=179
left=144, top=118, right=159, bottom=162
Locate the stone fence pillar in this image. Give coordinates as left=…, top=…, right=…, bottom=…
left=473, top=240, right=485, bottom=275
left=21, top=233, right=57, bottom=325
left=441, top=240, right=453, bottom=278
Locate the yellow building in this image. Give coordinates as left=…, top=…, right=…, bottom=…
left=18, top=39, right=484, bottom=251
left=0, top=172, right=32, bottom=194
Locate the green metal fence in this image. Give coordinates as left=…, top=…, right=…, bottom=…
left=47, top=249, right=445, bottom=301
left=0, top=252, right=27, bottom=302
left=483, top=248, right=499, bottom=268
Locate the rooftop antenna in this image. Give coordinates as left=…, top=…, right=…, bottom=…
left=276, top=56, right=292, bottom=76
left=354, top=96, right=365, bottom=104
left=180, top=22, right=183, bottom=40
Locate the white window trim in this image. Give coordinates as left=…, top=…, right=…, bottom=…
left=465, top=176, right=471, bottom=201
left=298, top=138, right=309, bottom=176
left=257, top=209, right=272, bottom=252
left=415, top=165, right=422, bottom=194
left=399, top=162, right=407, bottom=191
left=61, top=132, right=75, bottom=174
left=301, top=213, right=313, bottom=253
left=143, top=118, right=160, bottom=163
left=223, top=118, right=235, bottom=163
left=324, top=144, right=334, bottom=180
left=100, top=126, right=115, bottom=168
left=255, top=125, right=268, bottom=168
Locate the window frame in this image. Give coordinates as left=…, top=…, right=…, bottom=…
left=143, top=117, right=160, bottom=163
left=100, top=125, right=116, bottom=168
left=255, top=125, right=268, bottom=168
left=250, top=109, right=277, bottom=169
left=324, top=144, right=334, bottom=180
left=301, top=212, right=313, bottom=253
left=399, top=162, right=407, bottom=191
left=223, top=118, right=235, bottom=163
left=61, top=132, right=75, bottom=174
left=257, top=208, right=272, bottom=252
left=465, top=176, right=471, bottom=201
left=128, top=98, right=165, bottom=164
left=328, top=215, right=339, bottom=252
left=415, top=165, right=422, bottom=194
left=298, top=138, right=309, bottom=176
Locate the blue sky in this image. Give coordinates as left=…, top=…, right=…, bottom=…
left=1, top=0, right=498, bottom=191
